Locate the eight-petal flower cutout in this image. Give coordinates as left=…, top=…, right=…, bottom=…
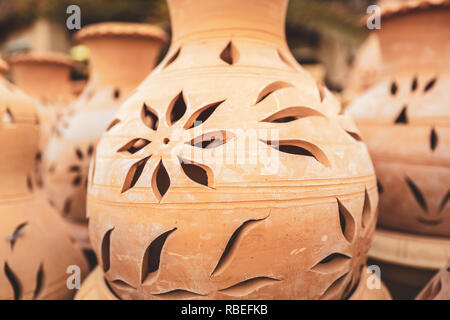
left=115, top=91, right=236, bottom=202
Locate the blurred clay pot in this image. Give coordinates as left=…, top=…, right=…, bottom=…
left=347, top=3, right=450, bottom=237
left=43, top=22, right=167, bottom=242
left=85, top=0, right=380, bottom=300
left=0, top=58, right=88, bottom=300
left=416, top=261, right=450, bottom=300
left=8, top=52, right=76, bottom=188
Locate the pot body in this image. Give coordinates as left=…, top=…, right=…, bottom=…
left=87, top=0, right=378, bottom=299
left=0, top=71, right=88, bottom=300
left=44, top=24, right=166, bottom=222
left=347, top=8, right=450, bottom=237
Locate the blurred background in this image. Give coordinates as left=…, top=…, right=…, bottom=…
left=0, top=0, right=373, bottom=92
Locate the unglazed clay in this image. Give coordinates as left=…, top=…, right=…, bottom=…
left=75, top=266, right=391, bottom=300
left=43, top=23, right=167, bottom=225
left=8, top=52, right=76, bottom=188
left=416, top=261, right=450, bottom=300
left=0, top=58, right=88, bottom=300
left=346, top=3, right=450, bottom=237
left=86, top=0, right=379, bottom=300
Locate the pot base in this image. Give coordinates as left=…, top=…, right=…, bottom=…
left=75, top=266, right=391, bottom=300
left=369, top=228, right=450, bottom=299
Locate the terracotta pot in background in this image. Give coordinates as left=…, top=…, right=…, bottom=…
left=83, top=0, right=383, bottom=300
left=0, top=58, right=88, bottom=300
left=346, top=1, right=450, bottom=298
left=43, top=23, right=167, bottom=249
left=8, top=52, right=76, bottom=188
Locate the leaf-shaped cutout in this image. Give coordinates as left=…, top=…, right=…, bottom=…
left=9, top=222, right=27, bottom=250
left=152, top=289, right=204, bottom=299
left=27, top=175, right=33, bottom=192
left=178, top=157, right=214, bottom=188
left=219, top=277, right=280, bottom=297
left=394, top=106, right=408, bottom=124
left=439, top=190, right=449, bottom=212
left=112, top=279, right=136, bottom=290
left=262, top=139, right=330, bottom=167
left=361, top=188, right=372, bottom=228
left=220, top=41, right=239, bottom=65
left=345, top=131, right=362, bottom=142
left=103, top=277, right=121, bottom=300
left=106, top=118, right=121, bottom=132
left=405, top=176, right=427, bottom=212
left=141, top=103, right=159, bottom=130
left=4, top=262, right=22, bottom=300
left=261, top=106, right=325, bottom=123
left=411, top=77, right=418, bottom=92
left=166, top=92, right=187, bottom=126
left=311, top=253, right=351, bottom=273
left=277, top=49, right=296, bottom=70
left=337, top=199, right=356, bottom=243
left=430, top=128, right=438, bottom=151
left=113, top=88, right=121, bottom=100
left=187, top=130, right=235, bottom=149
left=141, top=228, right=177, bottom=285
left=63, top=198, right=72, bottom=216
left=317, top=84, right=326, bottom=103
left=121, top=156, right=150, bottom=193
left=183, top=100, right=225, bottom=129
left=33, top=264, right=44, bottom=299
left=211, top=216, right=268, bottom=277
left=377, top=180, right=384, bottom=194
left=151, top=160, right=171, bottom=201
left=72, top=175, right=82, bottom=186
left=255, top=81, right=294, bottom=104
left=75, top=148, right=84, bottom=160
left=390, top=81, right=398, bottom=95
left=69, top=165, right=81, bottom=172
left=117, top=138, right=151, bottom=154
left=87, top=144, right=94, bottom=156
left=2, top=108, right=14, bottom=123
left=424, top=77, right=437, bottom=92
left=163, top=47, right=181, bottom=69
left=101, top=228, right=114, bottom=273
left=320, top=273, right=349, bottom=300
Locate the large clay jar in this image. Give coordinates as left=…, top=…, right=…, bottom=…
left=43, top=23, right=167, bottom=248
left=416, top=261, right=450, bottom=300
left=8, top=52, right=76, bottom=188
left=86, top=0, right=380, bottom=300
left=8, top=52, right=76, bottom=108
left=0, top=58, right=88, bottom=300
left=346, top=2, right=450, bottom=237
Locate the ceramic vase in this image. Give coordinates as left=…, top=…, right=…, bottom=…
left=85, top=0, right=380, bottom=300
left=347, top=2, right=450, bottom=237
left=43, top=23, right=167, bottom=248
left=0, top=58, right=88, bottom=300
left=8, top=52, right=76, bottom=188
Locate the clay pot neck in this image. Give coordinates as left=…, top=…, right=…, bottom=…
left=10, top=62, right=73, bottom=106
left=168, top=0, right=289, bottom=45
left=82, top=36, right=163, bottom=91
left=377, top=8, right=450, bottom=77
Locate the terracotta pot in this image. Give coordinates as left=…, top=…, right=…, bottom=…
left=8, top=52, right=76, bottom=188
left=43, top=23, right=167, bottom=232
left=347, top=4, right=450, bottom=237
left=0, top=58, right=88, bottom=300
left=8, top=52, right=76, bottom=108
left=85, top=0, right=379, bottom=300
left=416, top=261, right=450, bottom=300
